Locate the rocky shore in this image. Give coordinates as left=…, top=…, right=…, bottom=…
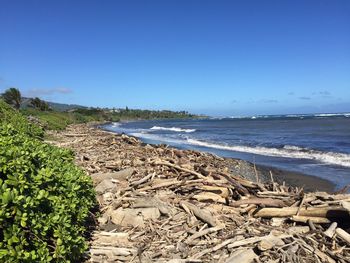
left=47, top=123, right=350, bottom=263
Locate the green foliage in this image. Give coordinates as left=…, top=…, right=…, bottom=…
left=29, top=97, right=51, bottom=111
left=0, top=124, right=96, bottom=262
left=21, top=108, right=120, bottom=131
left=21, top=109, right=76, bottom=130
left=1, top=87, right=22, bottom=109
left=0, top=100, right=96, bottom=262
left=21, top=102, right=200, bottom=131
left=113, top=108, right=198, bottom=120
left=0, top=100, right=43, bottom=138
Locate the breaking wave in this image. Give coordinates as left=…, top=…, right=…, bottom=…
left=127, top=129, right=350, bottom=168
left=185, top=139, right=350, bottom=167
left=150, top=126, right=196, bottom=133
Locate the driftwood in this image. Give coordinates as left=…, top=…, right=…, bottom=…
left=46, top=123, right=350, bottom=263
left=324, top=222, right=337, bottom=238
left=180, top=201, right=218, bottom=227
left=254, top=206, right=349, bottom=218
left=185, top=224, right=224, bottom=244
left=90, top=246, right=136, bottom=256
left=291, top=215, right=331, bottom=224
left=231, top=197, right=285, bottom=207
left=154, top=161, right=206, bottom=179
left=335, top=228, right=350, bottom=245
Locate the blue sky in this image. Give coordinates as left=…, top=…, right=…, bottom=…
left=0, top=0, right=349, bottom=116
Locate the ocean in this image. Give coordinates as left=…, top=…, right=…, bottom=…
left=104, top=113, right=350, bottom=189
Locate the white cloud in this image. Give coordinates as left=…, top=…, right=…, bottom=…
left=26, top=87, right=72, bottom=96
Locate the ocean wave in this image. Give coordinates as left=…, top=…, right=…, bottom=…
left=221, top=113, right=350, bottom=120
left=185, top=139, right=350, bottom=167
left=129, top=129, right=350, bottom=167
left=150, top=126, right=196, bottom=133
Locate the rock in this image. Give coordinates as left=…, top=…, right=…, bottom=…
left=271, top=217, right=287, bottom=227
left=133, top=197, right=174, bottom=216
left=110, top=207, right=161, bottom=227
left=95, top=179, right=116, bottom=194
left=92, top=231, right=130, bottom=247
left=192, top=192, right=226, bottom=204
left=91, top=167, right=134, bottom=185
left=225, top=248, right=258, bottom=263
left=97, top=214, right=109, bottom=225
left=102, top=192, right=114, bottom=203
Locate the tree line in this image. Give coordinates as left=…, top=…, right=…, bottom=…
left=1, top=87, right=50, bottom=111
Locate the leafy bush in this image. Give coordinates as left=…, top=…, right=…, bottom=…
left=0, top=119, right=96, bottom=261
left=0, top=100, right=43, bottom=138
left=21, top=109, right=99, bottom=130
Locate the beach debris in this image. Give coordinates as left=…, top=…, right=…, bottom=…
left=47, top=123, right=350, bottom=262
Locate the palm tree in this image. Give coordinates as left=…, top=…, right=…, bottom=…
left=1, top=87, right=22, bottom=109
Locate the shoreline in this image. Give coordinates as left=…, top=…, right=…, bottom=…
left=46, top=123, right=350, bottom=262
left=100, top=124, right=336, bottom=193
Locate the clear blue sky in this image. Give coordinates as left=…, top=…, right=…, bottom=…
left=1, top=0, right=349, bottom=116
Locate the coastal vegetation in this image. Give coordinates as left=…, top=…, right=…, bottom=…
left=20, top=107, right=198, bottom=130
left=1, top=87, right=200, bottom=130
left=0, top=100, right=96, bottom=262
left=0, top=92, right=199, bottom=261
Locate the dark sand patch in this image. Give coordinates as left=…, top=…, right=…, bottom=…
left=229, top=159, right=335, bottom=193
left=257, top=164, right=335, bottom=193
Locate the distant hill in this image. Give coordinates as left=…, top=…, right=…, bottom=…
left=21, top=97, right=87, bottom=111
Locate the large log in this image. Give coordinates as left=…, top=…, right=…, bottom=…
left=335, top=228, right=350, bottom=245
left=254, top=206, right=349, bottom=218
left=291, top=215, right=331, bottom=224
left=90, top=246, right=136, bottom=256
left=230, top=197, right=285, bottom=208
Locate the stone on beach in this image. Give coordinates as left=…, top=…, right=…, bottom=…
left=110, top=207, right=161, bottom=227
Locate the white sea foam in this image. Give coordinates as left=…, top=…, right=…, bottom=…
left=222, top=113, right=350, bottom=120
left=150, top=126, right=196, bottom=133
left=314, top=113, right=350, bottom=117
left=185, top=139, right=350, bottom=167
left=111, top=122, right=121, bottom=127
left=129, top=130, right=350, bottom=168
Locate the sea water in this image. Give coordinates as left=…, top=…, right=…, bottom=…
left=104, top=114, right=350, bottom=189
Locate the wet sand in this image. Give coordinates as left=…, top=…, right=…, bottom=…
left=228, top=158, right=335, bottom=193
left=256, top=164, right=335, bottom=192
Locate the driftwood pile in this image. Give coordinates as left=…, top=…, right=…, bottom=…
left=47, top=123, right=350, bottom=263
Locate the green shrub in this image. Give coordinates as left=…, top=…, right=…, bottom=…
left=0, top=125, right=96, bottom=262
left=0, top=100, right=43, bottom=138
